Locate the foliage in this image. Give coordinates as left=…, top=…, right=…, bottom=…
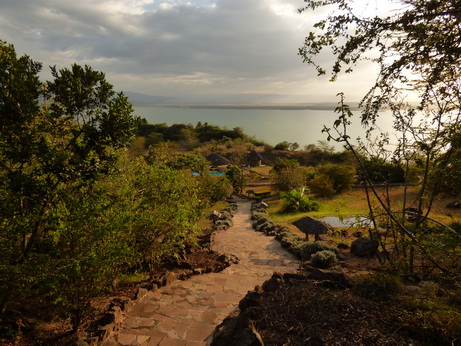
left=280, top=189, right=320, bottom=213
left=310, top=250, right=338, bottom=269
left=167, top=152, right=210, bottom=174
left=0, top=40, right=140, bottom=329
left=292, top=241, right=338, bottom=260
left=225, top=165, right=246, bottom=193
left=0, top=41, right=223, bottom=333
left=299, top=1, right=461, bottom=279
left=270, top=158, right=309, bottom=192
left=353, top=273, right=403, bottom=301
left=274, top=141, right=291, bottom=151
left=308, top=174, right=336, bottom=197
left=317, top=163, right=355, bottom=193
left=361, top=158, right=405, bottom=184
left=136, top=121, right=256, bottom=146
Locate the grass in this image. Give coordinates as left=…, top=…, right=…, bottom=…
left=249, top=165, right=272, bottom=176
left=196, top=200, right=229, bottom=229
left=265, top=185, right=461, bottom=229
left=268, top=189, right=371, bottom=226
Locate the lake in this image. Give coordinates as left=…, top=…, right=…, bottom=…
left=134, top=105, right=394, bottom=149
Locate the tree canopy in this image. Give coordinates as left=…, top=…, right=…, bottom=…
left=299, top=0, right=461, bottom=119
left=299, top=1, right=461, bottom=277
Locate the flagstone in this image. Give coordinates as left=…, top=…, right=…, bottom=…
left=103, top=197, right=299, bottom=345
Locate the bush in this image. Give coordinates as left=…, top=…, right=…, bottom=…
left=353, top=273, right=402, bottom=301
left=280, top=189, right=320, bottom=213
left=309, top=174, right=336, bottom=197
left=310, top=250, right=338, bottom=269
left=292, top=241, right=339, bottom=260
left=317, top=163, right=355, bottom=194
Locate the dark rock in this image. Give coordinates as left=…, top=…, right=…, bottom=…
left=302, top=266, right=352, bottom=289
left=446, top=201, right=461, bottom=209
left=218, top=254, right=239, bottom=265
left=352, top=231, right=363, bottom=238
left=162, top=272, right=177, bottom=286
left=350, top=237, right=379, bottom=257
left=261, top=277, right=282, bottom=292
left=211, top=312, right=264, bottom=346
left=109, top=297, right=130, bottom=310
left=337, top=242, right=350, bottom=250
left=239, top=291, right=261, bottom=311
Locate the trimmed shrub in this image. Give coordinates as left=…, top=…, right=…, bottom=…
left=292, top=242, right=339, bottom=260
left=310, top=250, right=338, bottom=269
left=353, top=273, right=402, bottom=301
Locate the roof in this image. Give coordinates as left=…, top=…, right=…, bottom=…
left=247, top=149, right=263, bottom=161
left=292, top=216, right=332, bottom=235
left=205, top=153, right=230, bottom=166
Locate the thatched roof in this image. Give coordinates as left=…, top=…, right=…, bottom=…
left=206, top=153, right=230, bottom=166
left=247, top=149, right=263, bottom=161
left=292, top=216, right=332, bottom=235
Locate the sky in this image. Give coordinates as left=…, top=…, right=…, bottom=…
left=1, top=0, right=384, bottom=104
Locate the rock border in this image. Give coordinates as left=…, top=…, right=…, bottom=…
left=80, top=201, right=239, bottom=345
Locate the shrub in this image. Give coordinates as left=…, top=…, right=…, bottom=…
left=280, top=189, right=320, bottom=213
left=252, top=217, right=271, bottom=227
left=317, top=163, right=355, bottom=194
left=255, top=221, right=274, bottom=232
left=310, top=250, right=338, bottom=269
left=309, top=174, right=336, bottom=197
left=353, top=273, right=402, bottom=301
left=293, top=242, right=339, bottom=260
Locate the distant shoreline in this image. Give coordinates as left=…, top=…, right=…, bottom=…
left=135, top=103, right=362, bottom=111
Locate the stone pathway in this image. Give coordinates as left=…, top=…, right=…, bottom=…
left=103, top=197, right=299, bottom=345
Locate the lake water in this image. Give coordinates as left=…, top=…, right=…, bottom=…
left=134, top=105, right=394, bottom=149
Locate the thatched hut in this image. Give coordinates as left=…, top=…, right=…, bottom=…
left=206, top=153, right=230, bottom=167
left=246, top=149, right=263, bottom=167
left=292, top=216, right=333, bottom=241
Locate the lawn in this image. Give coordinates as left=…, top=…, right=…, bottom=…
left=264, top=185, right=461, bottom=228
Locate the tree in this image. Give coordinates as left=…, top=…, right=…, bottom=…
left=299, top=0, right=461, bottom=119
left=299, top=1, right=461, bottom=277
left=317, top=163, right=355, bottom=194
left=226, top=165, right=246, bottom=193
left=271, top=158, right=308, bottom=192
left=274, top=141, right=291, bottom=151
left=0, top=41, right=138, bottom=325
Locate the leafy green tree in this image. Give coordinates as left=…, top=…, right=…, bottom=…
left=274, top=141, right=291, bottom=151
left=0, top=41, right=137, bottom=324
left=271, top=158, right=308, bottom=192
left=167, top=153, right=210, bottom=174
left=308, top=174, right=336, bottom=198
left=226, top=165, right=246, bottom=193
left=317, top=163, right=355, bottom=194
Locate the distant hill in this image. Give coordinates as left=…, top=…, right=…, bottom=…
left=125, top=91, right=360, bottom=110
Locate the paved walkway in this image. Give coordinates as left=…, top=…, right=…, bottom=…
left=103, top=198, right=299, bottom=345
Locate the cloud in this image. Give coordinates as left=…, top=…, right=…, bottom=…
left=0, top=0, right=378, bottom=102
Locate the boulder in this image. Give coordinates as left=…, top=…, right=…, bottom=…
left=211, top=311, right=264, bottom=346
left=302, top=266, right=352, bottom=288
left=446, top=201, right=461, bottom=209
left=350, top=237, right=379, bottom=257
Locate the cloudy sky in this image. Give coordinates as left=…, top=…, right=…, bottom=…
left=1, top=0, right=381, bottom=104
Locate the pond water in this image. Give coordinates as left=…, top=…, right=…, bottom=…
left=320, top=216, right=371, bottom=228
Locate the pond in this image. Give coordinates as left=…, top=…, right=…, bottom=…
left=319, top=216, right=371, bottom=228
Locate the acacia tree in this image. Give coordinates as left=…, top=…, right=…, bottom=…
left=299, top=1, right=461, bottom=277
